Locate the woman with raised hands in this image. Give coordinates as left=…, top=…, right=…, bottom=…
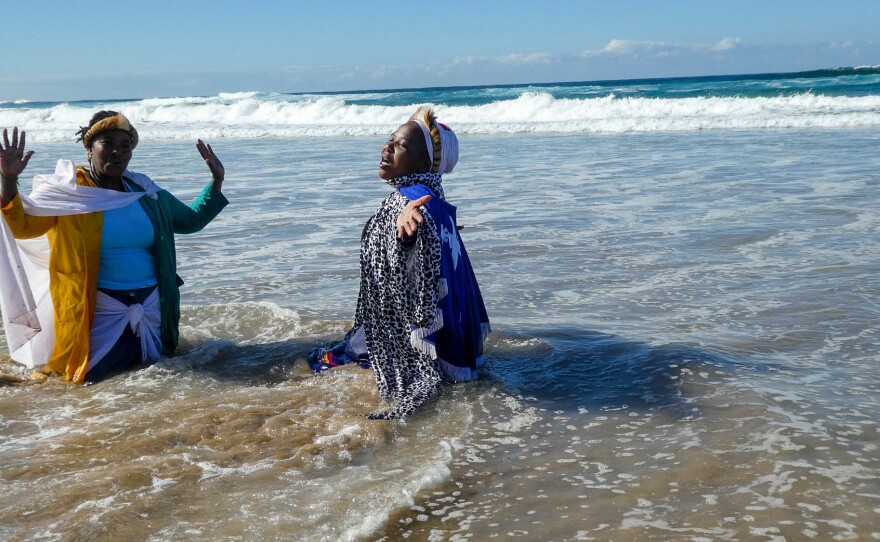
left=0, top=111, right=228, bottom=383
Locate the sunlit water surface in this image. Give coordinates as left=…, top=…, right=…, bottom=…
left=1, top=128, right=878, bottom=541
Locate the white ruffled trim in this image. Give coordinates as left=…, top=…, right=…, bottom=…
left=409, top=278, right=449, bottom=358
left=437, top=356, right=479, bottom=382
left=409, top=306, right=444, bottom=359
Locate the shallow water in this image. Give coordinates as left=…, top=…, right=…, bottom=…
left=1, top=127, right=879, bottom=541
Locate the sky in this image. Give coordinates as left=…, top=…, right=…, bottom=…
left=2, top=0, right=879, bottom=102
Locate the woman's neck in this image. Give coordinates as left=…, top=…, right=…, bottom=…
left=88, top=170, right=126, bottom=192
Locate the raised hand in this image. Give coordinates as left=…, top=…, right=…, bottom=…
left=397, top=194, right=432, bottom=239
left=196, top=139, right=224, bottom=189
left=0, top=127, right=34, bottom=182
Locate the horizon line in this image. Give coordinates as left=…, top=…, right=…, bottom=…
left=4, top=65, right=879, bottom=105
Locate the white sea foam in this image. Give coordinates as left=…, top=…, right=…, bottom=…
left=194, top=458, right=275, bottom=481
left=3, top=91, right=879, bottom=142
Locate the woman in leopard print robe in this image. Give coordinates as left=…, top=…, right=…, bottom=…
left=352, top=106, right=488, bottom=420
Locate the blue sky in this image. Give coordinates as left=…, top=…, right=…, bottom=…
left=2, top=0, right=878, bottom=101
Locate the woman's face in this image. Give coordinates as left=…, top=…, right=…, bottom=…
left=88, top=129, right=133, bottom=180
left=379, top=122, right=430, bottom=180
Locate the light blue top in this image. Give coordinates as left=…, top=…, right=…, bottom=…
left=98, top=197, right=157, bottom=290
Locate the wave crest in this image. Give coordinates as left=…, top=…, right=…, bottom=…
left=3, top=90, right=879, bottom=141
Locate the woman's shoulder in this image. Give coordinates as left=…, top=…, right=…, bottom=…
left=124, top=170, right=164, bottom=196
left=75, top=167, right=97, bottom=188
left=398, top=184, right=436, bottom=201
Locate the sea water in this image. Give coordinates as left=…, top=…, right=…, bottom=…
left=1, top=68, right=879, bottom=541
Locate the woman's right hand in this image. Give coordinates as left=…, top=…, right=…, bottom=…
left=1, top=128, right=34, bottom=181
left=0, top=127, right=34, bottom=205
left=397, top=194, right=432, bottom=239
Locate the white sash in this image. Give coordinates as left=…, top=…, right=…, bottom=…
left=0, top=160, right=160, bottom=368
left=88, top=288, right=162, bottom=370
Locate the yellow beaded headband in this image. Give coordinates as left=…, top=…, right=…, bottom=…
left=81, top=113, right=139, bottom=150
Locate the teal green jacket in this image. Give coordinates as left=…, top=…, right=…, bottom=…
left=129, top=181, right=228, bottom=354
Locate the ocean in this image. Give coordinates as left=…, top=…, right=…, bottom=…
left=1, top=67, right=879, bottom=541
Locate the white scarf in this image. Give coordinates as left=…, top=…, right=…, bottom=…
left=411, top=120, right=460, bottom=174
left=0, top=159, right=159, bottom=368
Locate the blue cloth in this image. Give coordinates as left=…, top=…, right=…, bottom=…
left=99, top=196, right=157, bottom=290
left=307, top=325, right=371, bottom=372
left=400, top=184, right=490, bottom=382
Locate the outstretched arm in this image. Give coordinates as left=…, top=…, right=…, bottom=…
left=396, top=194, right=431, bottom=240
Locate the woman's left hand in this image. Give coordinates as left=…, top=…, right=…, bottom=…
left=196, top=139, right=225, bottom=190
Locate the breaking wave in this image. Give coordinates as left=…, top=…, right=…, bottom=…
left=3, top=89, right=879, bottom=142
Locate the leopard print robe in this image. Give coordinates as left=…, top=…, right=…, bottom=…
left=354, top=172, right=446, bottom=419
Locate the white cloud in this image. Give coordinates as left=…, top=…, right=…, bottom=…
left=711, top=38, right=742, bottom=52
left=423, top=37, right=742, bottom=78
left=447, top=56, right=481, bottom=67
left=581, top=37, right=742, bottom=58
left=283, top=65, right=338, bottom=74
left=603, top=38, right=670, bottom=55
left=496, top=52, right=554, bottom=65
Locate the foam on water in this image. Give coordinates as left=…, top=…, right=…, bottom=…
left=3, top=88, right=880, bottom=142
left=0, top=67, right=880, bottom=142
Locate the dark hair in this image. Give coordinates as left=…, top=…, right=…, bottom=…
left=75, top=110, right=119, bottom=145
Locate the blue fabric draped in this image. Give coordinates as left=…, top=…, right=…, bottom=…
left=399, top=184, right=490, bottom=381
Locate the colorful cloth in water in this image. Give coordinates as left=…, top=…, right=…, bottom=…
left=307, top=326, right=370, bottom=372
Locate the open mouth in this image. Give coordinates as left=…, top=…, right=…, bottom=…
left=380, top=155, right=391, bottom=166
